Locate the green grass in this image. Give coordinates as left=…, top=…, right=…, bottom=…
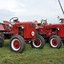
left=0, top=40, right=64, bottom=64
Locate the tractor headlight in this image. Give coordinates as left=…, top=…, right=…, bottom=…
left=57, top=28, right=60, bottom=30
left=21, top=25, right=24, bottom=29
left=31, top=31, right=35, bottom=36
left=22, top=26, right=24, bottom=29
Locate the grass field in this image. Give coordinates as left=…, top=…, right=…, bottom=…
left=0, top=40, right=64, bottom=64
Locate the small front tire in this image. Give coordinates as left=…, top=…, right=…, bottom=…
left=31, top=34, right=45, bottom=49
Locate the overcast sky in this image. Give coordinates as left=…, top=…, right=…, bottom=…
left=0, top=0, right=64, bottom=23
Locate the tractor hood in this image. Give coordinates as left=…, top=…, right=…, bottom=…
left=13, top=22, right=35, bottom=28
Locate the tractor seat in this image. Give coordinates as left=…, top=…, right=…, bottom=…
left=3, top=21, right=12, bottom=31
left=3, top=21, right=11, bottom=25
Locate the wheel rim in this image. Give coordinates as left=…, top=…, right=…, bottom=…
left=33, top=38, right=41, bottom=48
left=11, top=39, right=21, bottom=51
left=50, top=38, right=58, bottom=47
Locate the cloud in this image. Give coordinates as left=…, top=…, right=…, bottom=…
left=0, top=0, right=26, bottom=13
left=0, top=0, right=27, bottom=18
left=0, top=9, right=15, bottom=23
left=0, top=0, right=64, bottom=23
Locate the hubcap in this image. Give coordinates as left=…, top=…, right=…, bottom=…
left=11, top=39, right=21, bottom=51
left=33, top=38, right=41, bottom=48
left=50, top=38, right=58, bottom=47
left=13, top=40, right=20, bottom=49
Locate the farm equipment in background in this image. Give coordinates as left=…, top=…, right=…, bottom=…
left=0, top=17, right=45, bottom=53
left=36, top=19, right=64, bottom=49
left=35, top=0, right=64, bottom=49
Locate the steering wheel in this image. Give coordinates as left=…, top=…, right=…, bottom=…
left=41, top=19, right=45, bottom=25
left=9, top=17, right=19, bottom=23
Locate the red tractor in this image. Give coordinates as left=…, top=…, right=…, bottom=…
left=0, top=17, right=45, bottom=53
left=36, top=0, right=64, bottom=49
left=36, top=18, right=64, bottom=48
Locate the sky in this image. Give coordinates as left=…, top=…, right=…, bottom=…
left=0, top=0, right=64, bottom=23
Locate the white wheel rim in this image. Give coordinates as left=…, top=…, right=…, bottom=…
left=33, top=38, right=41, bottom=48
left=11, top=39, right=21, bottom=51
left=50, top=38, right=58, bottom=47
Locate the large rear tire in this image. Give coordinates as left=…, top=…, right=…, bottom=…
left=49, top=35, right=62, bottom=48
left=9, top=35, right=25, bottom=53
left=31, top=34, right=45, bottom=49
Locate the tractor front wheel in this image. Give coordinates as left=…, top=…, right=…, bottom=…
left=49, top=35, right=62, bottom=48
left=9, top=35, right=25, bottom=53
left=31, top=34, right=45, bottom=49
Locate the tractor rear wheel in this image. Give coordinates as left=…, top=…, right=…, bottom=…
left=49, top=35, right=62, bottom=48
left=9, top=35, right=25, bottom=53
left=0, top=36, right=4, bottom=47
left=31, top=34, right=45, bottom=49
